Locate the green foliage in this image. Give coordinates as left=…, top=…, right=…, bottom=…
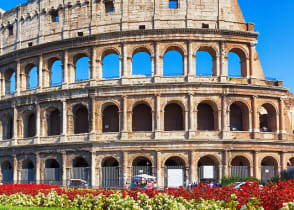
left=221, top=176, right=259, bottom=186
left=269, top=170, right=294, bottom=184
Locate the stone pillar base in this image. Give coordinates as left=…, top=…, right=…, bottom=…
left=186, top=75, right=195, bottom=82
left=120, top=132, right=128, bottom=140
left=121, top=78, right=129, bottom=85
left=219, top=76, right=228, bottom=83
left=153, top=76, right=161, bottom=83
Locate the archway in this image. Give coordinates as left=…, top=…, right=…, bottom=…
left=74, top=105, right=89, bottom=134
left=75, top=56, right=89, bottom=82
left=2, top=114, right=13, bottom=140
left=50, top=60, right=62, bottom=86
left=259, top=104, right=277, bottom=132
left=164, top=103, right=184, bottom=131
left=1, top=161, right=13, bottom=184
left=102, top=157, right=120, bottom=188
left=163, top=50, right=183, bottom=76
left=231, top=156, right=250, bottom=178
left=230, top=102, right=249, bottom=131
left=198, top=156, right=219, bottom=183
left=132, top=157, right=152, bottom=176
left=196, top=51, right=214, bottom=76
left=44, top=159, right=61, bottom=184
left=102, top=105, right=119, bottom=132
left=287, top=158, right=294, bottom=173
left=197, top=103, right=215, bottom=131
left=102, top=53, right=120, bottom=79
left=27, top=65, right=38, bottom=89
left=261, top=156, right=278, bottom=182
left=164, top=156, right=186, bottom=188
left=47, top=109, right=61, bottom=136
left=23, top=111, right=36, bottom=138
left=132, top=104, right=152, bottom=132
left=72, top=157, right=89, bottom=182
left=21, top=159, right=35, bottom=184
left=228, top=49, right=247, bottom=78
left=132, top=51, right=152, bottom=76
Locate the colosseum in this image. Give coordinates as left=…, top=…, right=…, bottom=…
left=0, top=0, right=293, bottom=188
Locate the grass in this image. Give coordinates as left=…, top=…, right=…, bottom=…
left=0, top=206, right=77, bottom=210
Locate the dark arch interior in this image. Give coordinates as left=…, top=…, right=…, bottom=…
left=103, top=105, right=119, bottom=132
left=24, top=112, right=36, bottom=138
left=45, top=159, right=60, bottom=168
left=164, top=103, right=184, bottom=131
left=261, top=157, right=278, bottom=166
left=231, top=156, right=250, bottom=166
left=22, top=159, right=34, bottom=169
left=259, top=104, right=277, bottom=132
left=1, top=161, right=12, bottom=170
left=132, top=157, right=152, bottom=166
left=102, top=157, right=119, bottom=167
left=132, top=104, right=152, bottom=132
left=48, top=109, right=61, bottom=136
left=2, top=114, right=13, bottom=140
left=230, top=103, right=243, bottom=131
left=73, top=157, right=89, bottom=167
left=74, top=106, right=89, bottom=134
left=197, top=103, right=214, bottom=131
left=165, top=157, right=185, bottom=166
left=198, top=156, right=218, bottom=166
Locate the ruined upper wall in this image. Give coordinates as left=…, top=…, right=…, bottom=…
left=0, top=0, right=253, bottom=55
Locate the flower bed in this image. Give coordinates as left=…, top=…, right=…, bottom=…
left=1, top=180, right=294, bottom=209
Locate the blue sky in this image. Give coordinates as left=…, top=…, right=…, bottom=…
left=1, top=1, right=294, bottom=92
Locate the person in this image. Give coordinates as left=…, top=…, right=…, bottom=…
left=125, top=182, right=129, bottom=189
left=130, top=182, right=135, bottom=189
left=153, top=181, right=157, bottom=190
left=147, top=181, right=153, bottom=190
left=209, top=181, right=214, bottom=189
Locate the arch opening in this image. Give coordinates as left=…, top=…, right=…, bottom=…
left=132, top=52, right=152, bottom=76
left=259, top=104, right=277, bottom=132
left=75, top=57, right=89, bottom=82
left=228, top=49, right=247, bottom=78
left=44, top=159, right=60, bottom=184
left=164, top=103, right=184, bottom=131
left=261, top=156, right=278, bottom=182
left=71, top=157, right=89, bottom=182
left=50, top=60, right=62, bottom=86
left=164, top=156, right=185, bottom=188
left=21, top=159, right=35, bottom=184
left=74, top=105, right=89, bottom=134
left=47, top=109, right=61, bottom=136
left=132, top=157, right=152, bottom=176
left=197, top=103, right=215, bottom=131
left=5, top=70, right=16, bottom=94
left=132, top=104, right=152, bottom=132
left=196, top=51, right=214, bottom=76
left=231, top=156, right=250, bottom=178
left=102, top=53, right=120, bottom=79
left=2, top=114, right=13, bottom=140
left=102, top=157, right=120, bottom=188
left=23, top=111, right=36, bottom=138
left=163, top=50, right=183, bottom=76
left=230, top=102, right=249, bottom=131
left=1, top=161, right=13, bottom=184
left=198, top=156, right=219, bottom=183
left=102, top=105, right=119, bottom=132
left=27, top=66, right=38, bottom=90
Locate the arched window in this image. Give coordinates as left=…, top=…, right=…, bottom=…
left=75, top=57, right=89, bottom=82
left=48, top=109, right=61, bottom=136
left=132, top=52, right=152, bottom=76
left=132, top=104, right=152, bottom=131
left=163, top=50, right=183, bottom=76
left=21, top=159, right=35, bottom=184
left=261, top=157, right=278, bottom=182
left=228, top=49, right=247, bottom=78
left=2, top=114, right=13, bottom=140
left=259, top=104, right=277, bottom=132
left=230, top=102, right=249, bottom=131
left=44, top=159, right=60, bottom=184
left=27, top=66, right=38, bottom=89
left=23, top=111, right=36, bottom=138
left=50, top=60, right=62, bottom=86
left=74, top=105, right=89, bottom=134
left=5, top=70, right=16, bottom=94
left=102, top=105, right=119, bottom=132
left=197, top=103, right=215, bottom=131
left=196, top=51, right=213, bottom=76
left=72, top=157, right=89, bottom=181
left=102, top=53, right=120, bottom=79
left=164, top=103, right=184, bottom=131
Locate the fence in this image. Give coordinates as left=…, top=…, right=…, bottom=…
left=231, top=166, right=249, bottom=178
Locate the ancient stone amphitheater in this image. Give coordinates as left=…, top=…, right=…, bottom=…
left=0, top=0, right=293, bottom=188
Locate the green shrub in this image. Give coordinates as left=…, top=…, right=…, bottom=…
left=221, top=176, right=259, bottom=186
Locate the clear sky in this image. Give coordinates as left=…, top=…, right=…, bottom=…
left=1, top=1, right=294, bottom=92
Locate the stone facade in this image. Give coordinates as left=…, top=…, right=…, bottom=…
left=0, top=0, right=293, bottom=188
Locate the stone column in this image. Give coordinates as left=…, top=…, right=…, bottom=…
left=91, top=151, right=96, bottom=188
left=222, top=150, right=229, bottom=178
left=190, top=151, right=198, bottom=183
left=123, top=152, right=128, bottom=186
left=187, top=42, right=195, bottom=80
left=13, top=106, right=18, bottom=145
left=36, top=103, right=41, bottom=144
left=120, top=96, right=128, bottom=140
left=252, top=96, right=258, bottom=138
left=219, top=42, right=228, bottom=82
left=188, top=94, right=195, bottom=138
left=253, top=151, right=259, bottom=179
left=62, top=50, right=69, bottom=88
left=38, top=56, right=43, bottom=89
left=154, top=95, right=161, bottom=139
left=13, top=155, right=17, bottom=184
left=61, top=152, right=67, bottom=187
left=279, top=98, right=285, bottom=139
left=156, top=152, right=163, bottom=188
left=221, top=94, right=229, bottom=138
left=121, top=44, right=128, bottom=84
left=16, top=61, right=21, bottom=95
left=214, top=55, right=220, bottom=76
left=153, top=42, right=161, bottom=82
left=35, top=153, right=40, bottom=184
left=249, top=41, right=257, bottom=78
left=61, top=100, right=67, bottom=142
left=96, top=59, right=103, bottom=81
left=281, top=152, right=287, bottom=172
left=90, top=47, right=97, bottom=81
